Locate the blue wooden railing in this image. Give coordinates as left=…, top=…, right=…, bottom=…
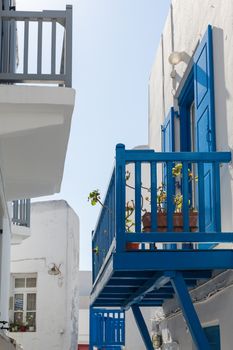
left=92, top=171, right=115, bottom=282
left=92, top=144, right=231, bottom=281
left=90, top=308, right=125, bottom=349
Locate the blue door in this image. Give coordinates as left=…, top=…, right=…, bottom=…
left=194, top=25, right=216, bottom=248
left=161, top=107, right=176, bottom=249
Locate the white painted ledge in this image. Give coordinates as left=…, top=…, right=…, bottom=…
left=0, top=85, right=75, bottom=200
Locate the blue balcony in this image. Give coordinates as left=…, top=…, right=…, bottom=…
left=91, top=144, right=233, bottom=310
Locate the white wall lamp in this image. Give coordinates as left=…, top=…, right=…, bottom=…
left=168, top=51, right=187, bottom=65
left=48, top=263, right=61, bottom=276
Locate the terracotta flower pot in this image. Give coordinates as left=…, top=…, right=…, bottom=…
left=126, top=242, right=140, bottom=250
left=142, top=211, right=198, bottom=232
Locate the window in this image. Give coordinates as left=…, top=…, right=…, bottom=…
left=10, top=274, right=37, bottom=332
left=192, top=325, right=221, bottom=350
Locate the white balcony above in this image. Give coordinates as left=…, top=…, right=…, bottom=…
left=0, top=85, right=75, bottom=200
left=11, top=224, right=31, bottom=245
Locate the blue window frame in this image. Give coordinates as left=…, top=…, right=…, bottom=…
left=178, top=67, right=194, bottom=152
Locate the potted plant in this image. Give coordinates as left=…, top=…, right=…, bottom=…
left=142, top=163, right=198, bottom=233
left=9, top=323, right=18, bottom=332
left=26, top=314, right=35, bottom=332
left=88, top=163, right=198, bottom=251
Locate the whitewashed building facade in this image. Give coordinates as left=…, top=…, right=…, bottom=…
left=10, top=201, right=79, bottom=350
left=148, top=0, right=233, bottom=348
left=0, top=0, right=75, bottom=348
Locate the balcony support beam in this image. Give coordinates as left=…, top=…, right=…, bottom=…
left=131, top=305, right=154, bottom=350
left=170, top=271, right=211, bottom=350
left=123, top=272, right=171, bottom=309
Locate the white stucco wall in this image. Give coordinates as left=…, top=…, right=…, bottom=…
left=10, top=200, right=79, bottom=350
left=148, top=0, right=233, bottom=348
left=125, top=307, right=153, bottom=350
left=78, top=271, right=92, bottom=345
left=149, top=0, right=233, bottom=232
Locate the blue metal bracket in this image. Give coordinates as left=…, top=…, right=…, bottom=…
left=170, top=271, right=211, bottom=350
left=131, top=305, right=154, bottom=350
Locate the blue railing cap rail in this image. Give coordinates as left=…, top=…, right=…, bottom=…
left=116, top=143, right=231, bottom=163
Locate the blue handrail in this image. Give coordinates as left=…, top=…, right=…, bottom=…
left=92, top=144, right=231, bottom=281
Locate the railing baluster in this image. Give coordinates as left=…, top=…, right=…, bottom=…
left=26, top=199, right=30, bottom=227
left=23, top=20, right=29, bottom=74
left=51, top=19, right=56, bottom=75
left=65, top=5, right=72, bottom=87
left=213, top=162, right=221, bottom=232
left=198, top=162, right=205, bottom=232
left=150, top=161, right=157, bottom=232
left=9, top=19, right=16, bottom=72
left=116, top=144, right=126, bottom=252
left=135, top=161, right=141, bottom=234
left=0, top=18, right=2, bottom=71
left=166, top=161, right=173, bottom=232
left=182, top=161, right=189, bottom=232
left=37, top=19, right=43, bottom=74
left=20, top=200, right=23, bottom=224
left=3, top=19, right=10, bottom=72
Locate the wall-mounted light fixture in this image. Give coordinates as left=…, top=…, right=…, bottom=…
left=48, top=263, right=61, bottom=276
left=168, top=51, right=186, bottom=65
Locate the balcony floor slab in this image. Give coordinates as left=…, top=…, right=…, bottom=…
left=91, top=250, right=233, bottom=308
left=0, top=85, right=75, bottom=200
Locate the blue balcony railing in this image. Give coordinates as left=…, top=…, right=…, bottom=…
left=0, top=5, right=72, bottom=87
left=12, top=199, right=30, bottom=228
left=92, top=144, right=232, bottom=282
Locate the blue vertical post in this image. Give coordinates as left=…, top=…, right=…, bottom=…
left=150, top=161, right=157, bottom=249
left=182, top=161, right=191, bottom=249
left=166, top=161, right=176, bottom=249
left=135, top=161, right=142, bottom=233
left=170, top=272, right=211, bottom=350
left=197, top=163, right=205, bottom=232
left=131, top=305, right=154, bottom=350
left=89, top=307, right=94, bottom=350
left=116, top=144, right=126, bottom=252
left=213, top=162, right=221, bottom=232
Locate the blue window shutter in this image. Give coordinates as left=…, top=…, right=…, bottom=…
left=161, top=107, right=175, bottom=153
left=161, top=107, right=175, bottom=249
left=194, top=25, right=215, bottom=152
left=194, top=25, right=216, bottom=248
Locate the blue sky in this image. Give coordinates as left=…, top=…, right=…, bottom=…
left=18, top=0, right=171, bottom=270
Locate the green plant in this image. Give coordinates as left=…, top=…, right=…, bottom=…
left=88, top=189, right=103, bottom=206
left=88, top=163, right=198, bottom=232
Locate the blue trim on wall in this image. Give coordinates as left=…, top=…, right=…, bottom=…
left=178, top=68, right=194, bottom=152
